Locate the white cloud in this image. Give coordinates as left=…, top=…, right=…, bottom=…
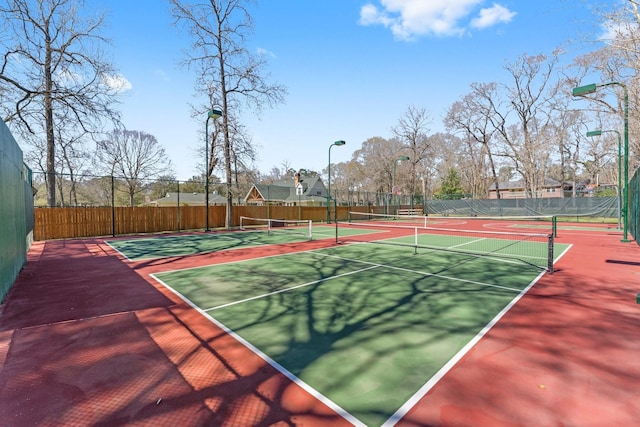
left=360, top=3, right=394, bottom=27
left=257, top=47, right=276, bottom=58
left=359, top=0, right=515, bottom=41
left=598, top=20, right=634, bottom=44
left=102, top=73, right=132, bottom=93
left=471, top=3, right=516, bottom=29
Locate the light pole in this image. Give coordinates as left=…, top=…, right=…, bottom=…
left=573, top=82, right=629, bottom=241
left=205, top=108, right=222, bottom=231
left=586, top=129, right=622, bottom=229
left=393, top=156, right=410, bottom=214
left=327, top=140, right=346, bottom=223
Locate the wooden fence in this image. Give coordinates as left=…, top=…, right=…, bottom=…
left=33, top=205, right=365, bottom=241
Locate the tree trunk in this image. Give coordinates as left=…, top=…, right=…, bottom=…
left=45, top=33, right=56, bottom=206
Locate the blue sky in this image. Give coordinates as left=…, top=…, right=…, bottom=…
left=103, top=0, right=603, bottom=180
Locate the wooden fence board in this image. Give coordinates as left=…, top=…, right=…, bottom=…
left=33, top=205, right=364, bottom=240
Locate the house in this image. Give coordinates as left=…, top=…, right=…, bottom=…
left=244, top=173, right=328, bottom=206
left=149, top=191, right=227, bottom=206
left=488, top=179, right=569, bottom=199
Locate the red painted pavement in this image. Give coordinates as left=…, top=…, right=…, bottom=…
left=1, top=226, right=639, bottom=426
left=396, top=226, right=640, bottom=427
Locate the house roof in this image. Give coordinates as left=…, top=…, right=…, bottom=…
left=245, top=176, right=327, bottom=202
left=151, top=192, right=227, bottom=205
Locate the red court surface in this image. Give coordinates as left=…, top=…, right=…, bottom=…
left=1, top=225, right=639, bottom=426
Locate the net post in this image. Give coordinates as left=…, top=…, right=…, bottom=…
left=308, top=220, right=313, bottom=240
left=552, top=215, right=557, bottom=238
left=547, top=233, right=554, bottom=274
left=267, top=218, right=272, bottom=236
left=334, top=198, right=339, bottom=243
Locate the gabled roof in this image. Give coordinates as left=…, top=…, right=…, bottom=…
left=252, top=184, right=291, bottom=201
left=244, top=176, right=327, bottom=202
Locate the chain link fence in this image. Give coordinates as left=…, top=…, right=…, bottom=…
left=29, top=172, right=636, bottom=242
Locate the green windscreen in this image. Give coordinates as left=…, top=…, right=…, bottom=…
left=0, top=119, right=32, bottom=301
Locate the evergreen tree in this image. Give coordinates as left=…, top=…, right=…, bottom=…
left=434, top=168, right=465, bottom=199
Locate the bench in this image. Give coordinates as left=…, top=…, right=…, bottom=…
left=397, top=208, right=423, bottom=216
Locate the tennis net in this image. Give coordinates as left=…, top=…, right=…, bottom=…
left=339, top=216, right=555, bottom=273
left=239, top=216, right=313, bottom=240
left=348, top=211, right=557, bottom=236
left=348, top=211, right=428, bottom=228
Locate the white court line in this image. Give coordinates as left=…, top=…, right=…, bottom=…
left=314, top=251, right=523, bottom=293
left=381, top=267, right=549, bottom=426
left=150, top=272, right=368, bottom=427
left=202, top=265, right=379, bottom=312
left=103, top=240, right=134, bottom=262
left=154, top=247, right=331, bottom=275
left=362, top=234, right=547, bottom=265
left=151, top=245, right=558, bottom=426
left=106, top=231, right=296, bottom=262
left=380, top=242, right=572, bottom=425
left=448, top=237, right=486, bottom=249
left=445, top=238, right=549, bottom=263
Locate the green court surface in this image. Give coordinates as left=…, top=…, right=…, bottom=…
left=105, top=225, right=374, bottom=261
left=153, top=239, right=570, bottom=426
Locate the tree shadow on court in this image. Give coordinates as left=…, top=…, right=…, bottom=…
left=203, top=247, right=542, bottom=426
left=5, top=228, right=637, bottom=425
left=0, top=240, right=175, bottom=331
left=108, top=231, right=311, bottom=262
left=0, top=305, right=340, bottom=426
left=111, top=233, right=560, bottom=425
left=0, top=239, right=351, bottom=426
left=393, top=239, right=640, bottom=426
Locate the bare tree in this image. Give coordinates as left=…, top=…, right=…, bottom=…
left=201, top=113, right=257, bottom=203
left=551, top=107, right=587, bottom=197
left=580, top=131, right=616, bottom=185
left=0, top=0, right=123, bottom=206
left=445, top=83, right=501, bottom=198
left=474, top=54, right=561, bottom=198
left=571, top=2, right=640, bottom=173
left=229, top=121, right=258, bottom=203
left=95, top=130, right=173, bottom=206
left=54, top=105, right=94, bottom=205
left=170, top=0, right=287, bottom=228
left=392, top=106, right=432, bottom=197
left=425, top=132, right=468, bottom=195
left=56, top=128, right=91, bottom=206
left=349, top=136, right=406, bottom=203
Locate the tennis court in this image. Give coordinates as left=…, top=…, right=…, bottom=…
left=105, top=220, right=372, bottom=261
left=118, top=220, right=572, bottom=427
left=5, top=214, right=640, bottom=427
